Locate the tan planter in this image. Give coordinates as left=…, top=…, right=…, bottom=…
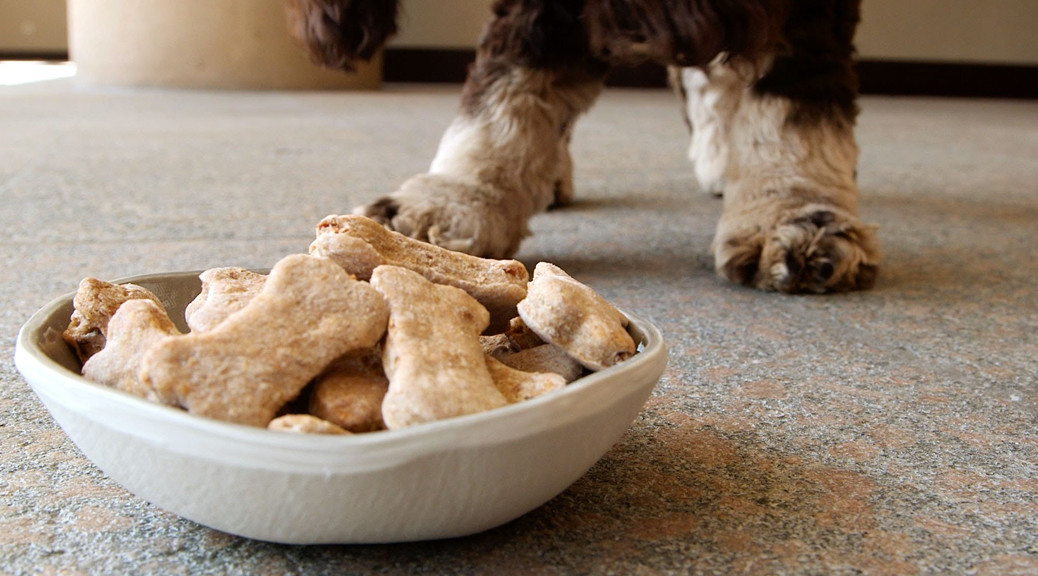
left=67, top=0, right=381, bottom=90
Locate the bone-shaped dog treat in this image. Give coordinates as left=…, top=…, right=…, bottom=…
left=309, top=232, right=383, bottom=280
left=484, top=355, right=565, bottom=403
left=503, top=316, right=547, bottom=350
left=312, top=214, right=528, bottom=333
left=481, top=316, right=548, bottom=358
left=140, top=254, right=389, bottom=427
left=480, top=333, right=517, bottom=358
left=517, top=262, right=636, bottom=371
left=63, top=278, right=163, bottom=363
left=268, top=414, right=350, bottom=435
left=370, top=265, right=507, bottom=429
left=81, top=299, right=182, bottom=404
left=309, top=348, right=389, bottom=433
left=498, top=344, right=584, bottom=383
left=185, top=267, right=266, bottom=333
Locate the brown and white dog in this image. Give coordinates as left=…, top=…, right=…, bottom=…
left=285, top=0, right=880, bottom=293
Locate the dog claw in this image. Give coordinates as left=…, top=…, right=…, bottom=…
left=356, top=197, right=400, bottom=226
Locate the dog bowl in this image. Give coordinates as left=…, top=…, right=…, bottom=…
left=14, top=271, right=667, bottom=544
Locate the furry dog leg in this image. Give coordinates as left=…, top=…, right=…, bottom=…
left=678, top=1, right=879, bottom=293
left=355, top=3, right=605, bottom=258
left=711, top=87, right=880, bottom=293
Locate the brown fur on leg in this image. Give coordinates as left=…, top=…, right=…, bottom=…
left=284, top=0, right=399, bottom=71
left=550, top=126, right=576, bottom=209
left=583, top=0, right=786, bottom=67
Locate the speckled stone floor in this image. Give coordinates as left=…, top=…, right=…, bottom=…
left=2, top=77, right=1036, bottom=575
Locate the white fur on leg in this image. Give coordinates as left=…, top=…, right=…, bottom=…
left=679, top=60, right=748, bottom=196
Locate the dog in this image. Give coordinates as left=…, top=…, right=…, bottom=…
left=284, top=0, right=880, bottom=293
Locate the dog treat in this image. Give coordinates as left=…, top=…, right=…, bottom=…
left=185, top=267, right=266, bottom=333
left=517, top=262, right=635, bottom=371
left=503, top=316, right=546, bottom=350
left=484, top=355, right=565, bottom=403
left=140, top=254, right=389, bottom=427
left=482, top=316, right=549, bottom=357
left=268, top=414, right=350, bottom=435
left=498, top=344, right=585, bottom=383
left=312, top=214, right=528, bottom=333
left=370, top=265, right=507, bottom=429
left=309, top=232, right=383, bottom=280
left=480, top=333, right=517, bottom=358
left=81, top=299, right=182, bottom=404
left=309, top=348, right=389, bottom=433
left=63, top=278, right=163, bottom=363
left=68, top=213, right=641, bottom=435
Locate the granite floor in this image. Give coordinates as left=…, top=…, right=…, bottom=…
left=1, top=74, right=1036, bottom=575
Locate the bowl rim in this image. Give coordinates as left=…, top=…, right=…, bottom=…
left=15, top=270, right=667, bottom=470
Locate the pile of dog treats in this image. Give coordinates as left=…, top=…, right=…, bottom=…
left=63, top=215, right=636, bottom=433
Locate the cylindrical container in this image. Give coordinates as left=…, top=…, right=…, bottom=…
left=67, top=0, right=382, bottom=90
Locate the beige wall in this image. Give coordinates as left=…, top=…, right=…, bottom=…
left=0, top=0, right=67, bottom=53
left=1, top=0, right=1036, bottom=65
left=390, top=0, right=491, bottom=49
left=66, top=0, right=381, bottom=89
left=856, top=0, right=1038, bottom=65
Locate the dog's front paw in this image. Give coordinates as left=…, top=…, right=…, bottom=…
left=354, top=174, right=527, bottom=259
left=714, top=203, right=880, bottom=294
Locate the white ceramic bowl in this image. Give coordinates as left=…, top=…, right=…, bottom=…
left=15, top=271, right=667, bottom=544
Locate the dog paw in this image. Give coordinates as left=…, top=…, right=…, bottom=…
left=714, top=204, right=880, bottom=293
left=353, top=173, right=527, bottom=259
